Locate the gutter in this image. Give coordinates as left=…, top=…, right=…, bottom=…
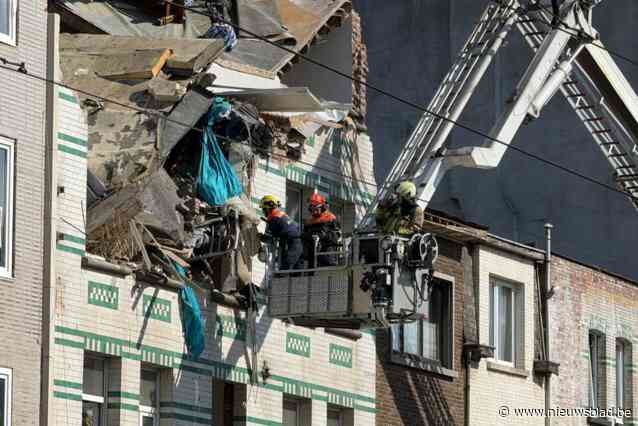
left=40, top=13, right=60, bottom=425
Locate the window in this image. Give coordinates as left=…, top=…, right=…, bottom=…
left=282, top=396, right=310, bottom=426
left=391, top=279, right=453, bottom=369
left=616, top=338, right=632, bottom=416
left=140, top=369, right=159, bottom=426
left=490, top=278, right=519, bottom=364
left=0, top=367, right=12, bottom=426
left=285, top=182, right=303, bottom=226
left=589, top=331, right=606, bottom=409
left=82, top=355, right=106, bottom=426
left=0, top=0, right=16, bottom=46
left=0, top=139, right=14, bottom=277
left=327, top=405, right=353, bottom=426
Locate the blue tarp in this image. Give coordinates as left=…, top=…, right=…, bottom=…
left=174, top=263, right=205, bottom=360
left=197, top=97, right=243, bottom=206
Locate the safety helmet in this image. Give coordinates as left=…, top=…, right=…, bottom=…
left=396, top=181, right=417, bottom=200
left=309, top=192, right=327, bottom=215
left=260, top=195, right=280, bottom=210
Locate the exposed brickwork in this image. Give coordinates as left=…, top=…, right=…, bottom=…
left=549, top=256, right=638, bottom=425
left=375, top=238, right=466, bottom=426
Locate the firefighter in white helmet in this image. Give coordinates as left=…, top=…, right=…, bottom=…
left=375, top=180, right=424, bottom=235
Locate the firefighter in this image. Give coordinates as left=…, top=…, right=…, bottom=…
left=375, top=180, right=424, bottom=235
left=259, top=195, right=304, bottom=270
left=302, top=193, right=341, bottom=268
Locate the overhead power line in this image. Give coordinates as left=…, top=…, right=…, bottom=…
left=0, top=0, right=635, bottom=206
left=161, top=0, right=638, bottom=204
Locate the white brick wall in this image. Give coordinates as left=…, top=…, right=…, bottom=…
left=469, top=245, right=545, bottom=425
left=52, top=88, right=378, bottom=425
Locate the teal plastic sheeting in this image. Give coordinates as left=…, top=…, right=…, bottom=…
left=174, top=263, right=205, bottom=360
left=197, top=97, right=243, bottom=205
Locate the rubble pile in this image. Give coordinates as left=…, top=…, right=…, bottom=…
left=66, top=36, right=351, bottom=302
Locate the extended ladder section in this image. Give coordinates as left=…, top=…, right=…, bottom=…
left=359, top=1, right=521, bottom=229
left=516, top=5, right=638, bottom=210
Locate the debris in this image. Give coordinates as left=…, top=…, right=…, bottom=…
left=197, top=98, right=244, bottom=205
left=203, top=23, right=238, bottom=52
left=218, top=87, right=325, bottom=112
left=60, top=34, right=225, bottom=75
left=148, top=77, right=187, bottom=103
left=158, top=88, right=216, bottom=159
left=61, top=48, right=173, bottom=81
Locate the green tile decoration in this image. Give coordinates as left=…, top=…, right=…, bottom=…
left=143, top=294, right=171, bottom=323
left=286, top=332, right=311, bottom=358
left=329, top=343, right=353, bottom=368
left=88, top=281, right=119, bottom=310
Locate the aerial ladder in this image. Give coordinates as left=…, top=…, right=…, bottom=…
left=266, top=0, right=638, bottom=329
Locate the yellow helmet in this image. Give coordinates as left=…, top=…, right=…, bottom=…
left=260, top=195, right=280, bottom=210
left=396, top=181, right=417, bottom=200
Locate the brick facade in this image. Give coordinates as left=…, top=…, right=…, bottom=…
left=549, top=256, right=638, bottom=426
left=375, top=238, right=467, bottom=426
left=0, top=1, right=48, bottom=424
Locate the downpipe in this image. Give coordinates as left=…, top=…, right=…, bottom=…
left=544, top=224, right=553, bottom=426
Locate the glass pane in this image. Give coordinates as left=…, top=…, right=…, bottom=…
left=82, top=401, right=101, bottom=426
left=141, top=415, right=154, bottom=426
left=285, top=186, right=302, bottom=227
left=283, top=400, right=297, bottom=426
left=422, top=321, right=438, bottom=360
left=327, top=408, right=341, bottom=426
left=617, top=342, right=624, bottom=409
left=390, top=324, right=401, bottom=352
left=0, top=1, right=9, bottom=37
left=0, top=148, right=7, bottom=268
left=83, top=357, right=104, bottom=397
left=589, top=334, right=599, bottom=408
left=403, top=321, right=419, bottom=355
left=140, top=370, right=157, bottom=407
left=498, top=286, right=513, bottom=362
left=0, top=377, right=5, bottom=426
left=489, top=285, right=495, bottom=349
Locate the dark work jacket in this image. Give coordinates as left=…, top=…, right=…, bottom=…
left=303, top=211, right=340, bottom=267
left=266, top=209, right=303, bottom=270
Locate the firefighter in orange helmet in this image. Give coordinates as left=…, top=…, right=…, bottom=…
left=302, top=193, right=341, bottom=268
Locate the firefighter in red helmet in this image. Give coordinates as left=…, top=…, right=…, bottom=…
left=302, top=193, right=341, bottom=268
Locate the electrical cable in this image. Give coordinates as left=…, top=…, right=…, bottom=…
left=160, top=0, right=638, bottom=204
left=1, top=0, right=637, bottom=206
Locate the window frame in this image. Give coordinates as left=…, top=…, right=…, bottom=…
left=0, top=138, right=14, bottom=278
left=139, top=368, right=159, bottom=426
left=0, top=0, right=17, bottom=46
left=0, top=367, right=12, bottom=426
left=285, top=181, right=303, bottom=227
left=490, top=277, right=519, bottom=366
left=82, top=354, right=107, bottom=426
left=389, top=276, right=455, bottom=373
left=588, top=330, right=605, bottom=410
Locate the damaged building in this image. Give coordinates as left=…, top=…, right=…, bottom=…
left=47, top=1, right=377, bottom=425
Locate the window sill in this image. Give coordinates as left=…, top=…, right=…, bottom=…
left=486, top=361, right=529, bottom=378
left=0, top=273, right=15, bottom=283
left=390, top=352, right=458, bottom=379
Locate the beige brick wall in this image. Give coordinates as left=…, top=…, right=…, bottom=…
left=469, top=245, right=545, bottom=425
left=0, top=1, right=48, bottom=424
